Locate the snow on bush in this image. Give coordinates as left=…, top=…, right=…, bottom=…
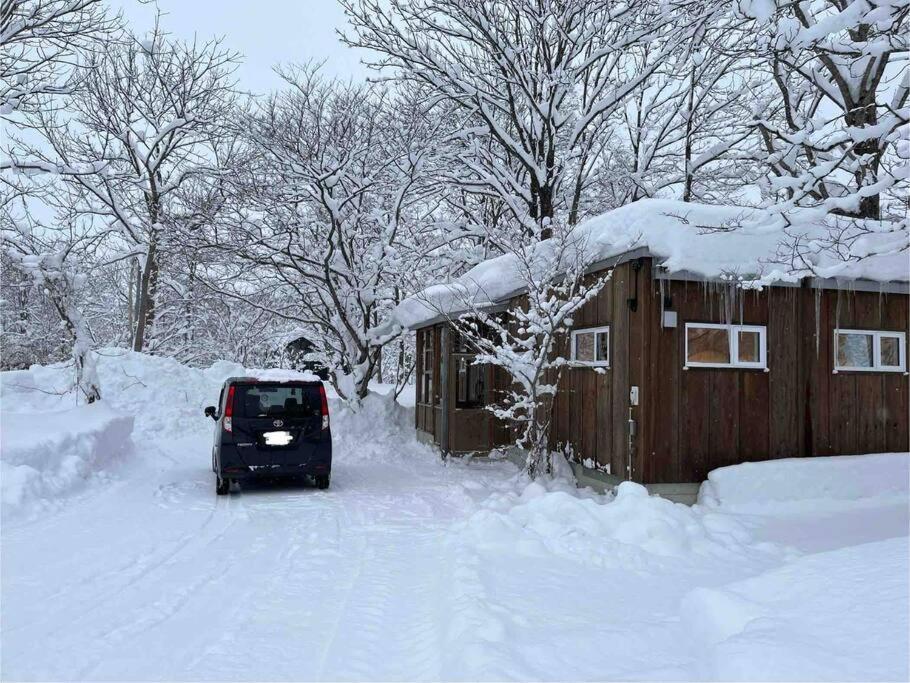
left=680, top=537, right=909, bottom=682
left=1, top=402, right=134, bottom=516
left=699, top=452, right=910, bottom=510
left=458, top=480, right=768, bottom=567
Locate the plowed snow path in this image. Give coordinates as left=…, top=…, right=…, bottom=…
left=3, top=410, right=907, bottom=682
left=1, top=427, right=514, bottom=682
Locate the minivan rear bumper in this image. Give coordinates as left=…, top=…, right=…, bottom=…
left=218, top=442, right=332, bottom=479
left=221, top=462, right=331, bottom=480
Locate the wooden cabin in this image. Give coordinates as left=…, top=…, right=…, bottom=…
left=400, top=200, right=909, bottom=488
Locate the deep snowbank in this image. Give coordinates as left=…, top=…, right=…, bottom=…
left=699, top=452, right=910, bottom=510
left=458, top=480, right=771, bottom=566
left=681, top=537, right=909, bottom=682
left=0, top=350, right=335, bottom=517
left=0, top=349, right=331, bottom=435
left=1, top=403, right=134, bottom=516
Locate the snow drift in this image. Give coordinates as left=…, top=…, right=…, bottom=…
left=1, top=403, right=134, bottom=516
left=459, top=480, right=766, bottom=566
left=681, top=537, right=909, bottom=682
left=0, top=350, right=330, bottom=517
left=699, top=452, right=910, bottom=509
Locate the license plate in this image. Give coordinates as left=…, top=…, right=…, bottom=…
left=263, top=430, right=293, bottom=446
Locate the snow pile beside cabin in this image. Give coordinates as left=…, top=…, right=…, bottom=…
left=459, top=480, right=767, bottom=564
left=391, top=199, right=908, bottom=330
left=681, top=537, right=909, bottom=682
left=0, top=403, right=134, bottom=517
left=699, top=452, right=910, bottom=510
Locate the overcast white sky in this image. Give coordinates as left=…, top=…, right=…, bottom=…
left=118, top=0, right=372, bottom=93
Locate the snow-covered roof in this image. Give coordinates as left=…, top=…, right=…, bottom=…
left=391, top=199, right=908, bottom=330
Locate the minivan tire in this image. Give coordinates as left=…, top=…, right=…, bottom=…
left=216, top=476, right=230, bottom=495
left=315, top=474, right=330, bottom=490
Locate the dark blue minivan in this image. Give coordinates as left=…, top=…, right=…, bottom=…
left=205, top=377, right=332, bottom=494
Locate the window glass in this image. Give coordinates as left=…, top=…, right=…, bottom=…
left=837, top=333, right=873, bottom=368
left=452, top=331, right=473, bottom=354
left=880, top=336, right=901, bottom=367
left=738, top=330, right=761, bottom=363
left=575, top=332, right=595, bottom=362
left=456, top=356, right=485, bottom=408
left=236, top=385, right=320, bottom=418
left=687, top=327, right=730, bottom=364
left=596, top=331, right=609, bottom=363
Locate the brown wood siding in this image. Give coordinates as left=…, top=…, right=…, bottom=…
left=413, top=259, right=908, bottom=482
left=639, top=278, right=909, bottom=483
left=550, top=262, right=638, bottom=476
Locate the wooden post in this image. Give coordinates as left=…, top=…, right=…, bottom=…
left=439, top=325, right=450, bottom=453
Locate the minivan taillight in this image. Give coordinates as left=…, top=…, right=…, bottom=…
left=224, top=385, right=235, bottom=433
left=319, top=384, right=329, bottom=430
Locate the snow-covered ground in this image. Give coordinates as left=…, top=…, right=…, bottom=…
left=2, top=350, right=908, bottom=681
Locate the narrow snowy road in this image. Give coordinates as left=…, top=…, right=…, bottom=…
left=1, top=419, right=521, bottom=681
left=2, top=420, right=509, bottom=679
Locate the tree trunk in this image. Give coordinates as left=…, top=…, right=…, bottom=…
left=683, top=66, right=696, bottom=202
left=73, top=341, right=101, bottom=403
left=530, top=184, right=554, bottom=240
left=126, top=259, right=136, bottom=343
left=844, top=100, right=880, bottom=219
left=132, top=241, right=159, bottom=352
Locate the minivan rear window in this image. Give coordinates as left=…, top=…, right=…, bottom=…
left=234, top=384, right=321, bottom=418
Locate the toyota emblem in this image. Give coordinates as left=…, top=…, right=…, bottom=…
left=273, top=419, right=284, bottom=428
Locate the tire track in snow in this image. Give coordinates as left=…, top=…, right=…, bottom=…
left=180, top=484, right=362, bottom=679
left=312, top=493, right=449, bottom=680
left=72, top=492, right=252, bottom=680
left=6, top=491, right=225, bottom=640
left=13, top=481, right=246, bottom=679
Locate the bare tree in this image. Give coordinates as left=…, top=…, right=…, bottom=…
left=0, top=0, right=118, bottom=117
left=429, top=221, right=608, bottom=478
left=8, top=22, right=240, bottom=352
left=620, top=35, right=765, bottom=204
left=722, top=0, right=910, bottom=276
left=1, top=201, right=102, bottom=401
left=741, top=0, right=908, bottom=221
left=342, top=0, right=711, bottom=238
left=217, top=67, right=439, bottom=405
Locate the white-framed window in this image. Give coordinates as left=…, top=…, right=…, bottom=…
left=685, top=323, right=767, bottom=369
left=571, top=325, right=610, bottom=367
left=834, top=329, right=906, bottom=373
